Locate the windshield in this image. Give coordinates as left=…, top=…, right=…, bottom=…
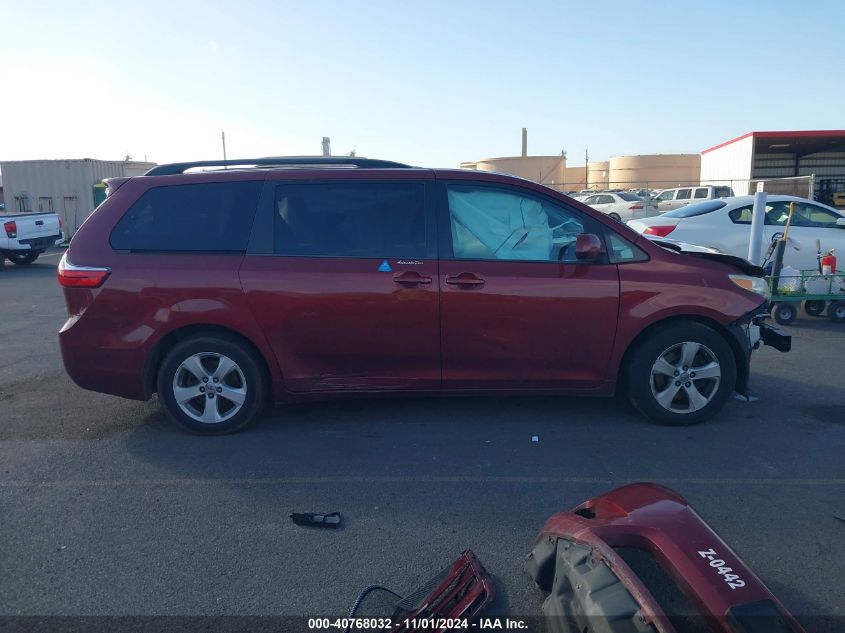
left=662, top=200, right=727, bottom=218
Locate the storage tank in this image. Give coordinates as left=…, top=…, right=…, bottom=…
left=587, top=161, right=609, bottom=190
left=608, top=154, right=700, bottom=189
left=459, top=155, right=567, bottom=186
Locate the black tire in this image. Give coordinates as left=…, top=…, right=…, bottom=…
left=770, top=302, right=797, bottom=326
left=608, top=212, right=622, bottom=222
left=625, top=321, right=737, bottom=426
left=156, top=334, right=267, bottom=434
left=803, top=300, right=826, bottom=317
left=8, top=251, right=40, bottom=265
left=827, top=300, right=845, bottom=324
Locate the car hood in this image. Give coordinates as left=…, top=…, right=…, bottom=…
left=644, top=236, right=765, bottom=277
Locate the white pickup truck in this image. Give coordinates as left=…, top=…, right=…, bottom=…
left=1, top=212, right=64, bottom=266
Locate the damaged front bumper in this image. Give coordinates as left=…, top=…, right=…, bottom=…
left=525, top=484, right=806, bottom=633
left=728, top=305, right=791, bottom=396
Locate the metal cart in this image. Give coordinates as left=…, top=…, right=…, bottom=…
left=768, top=269, right=845, bottom=325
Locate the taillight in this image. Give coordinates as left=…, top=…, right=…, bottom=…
left=57, top=253, right=111, bottom=288
left=643, top=225, right=677, bottom=237
left=629, top=204, right=644, bottom=210
left=4, top=220, right=17, bottom=238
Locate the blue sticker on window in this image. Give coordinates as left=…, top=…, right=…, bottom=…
left=377, top=260, right=392, bottom=272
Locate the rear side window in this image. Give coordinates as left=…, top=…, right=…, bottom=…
left=676, top=189, right=692, bottom=200
left=274, top=182, right=426, bottom=258
left=714, top=186, right=733, bottom=198
left=111, top=181, right=262, bottom=252
left=694, top=188, right=709, bottom=199
left=662, top=200, right=727, bottom=218
left=729, top=205, right=754, bottom=224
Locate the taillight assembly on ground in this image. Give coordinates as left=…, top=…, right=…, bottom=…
left=4, top=220, right=16, bottom=238
left=644, top=225, right=677, bottom=237
left=57, top=253, right=111, bottom=288
left=347, top=550, right=495, bottom=633
left=526, top=483, right=805, bottom=633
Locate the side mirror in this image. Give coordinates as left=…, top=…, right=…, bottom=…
left=575, top=233, right=606, bottom=261
left=836, top=218, right=845, bottom=228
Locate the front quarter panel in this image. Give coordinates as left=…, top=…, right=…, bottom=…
left=608, top=252, right=764, bottom=381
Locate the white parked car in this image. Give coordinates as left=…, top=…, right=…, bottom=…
left=581, top=192, right=658, bottom=222
left=627, top=195, right=845, bottom=270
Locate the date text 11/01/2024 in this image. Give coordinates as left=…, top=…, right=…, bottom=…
left=307, top=617, right=529, bottom=630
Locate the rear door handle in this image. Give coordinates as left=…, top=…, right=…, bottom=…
left=393, top=271, right=432, bottom=286
left=445, top=273, right=485, bottom=287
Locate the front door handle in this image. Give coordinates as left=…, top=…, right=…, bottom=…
left=393, top=271, right=432, bottom=286
left=445, top=273, right=485, bottom=287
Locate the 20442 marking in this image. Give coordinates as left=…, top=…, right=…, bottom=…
left=697, top=548, right=746, bottom=589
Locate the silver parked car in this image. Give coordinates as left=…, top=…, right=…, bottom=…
left=581, top=192, right=658, bottom=221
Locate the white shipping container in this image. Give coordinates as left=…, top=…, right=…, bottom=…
left=0, top=159, right=156, bottom=237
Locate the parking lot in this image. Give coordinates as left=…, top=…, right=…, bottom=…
left=1, top=251, right=843, bottom=631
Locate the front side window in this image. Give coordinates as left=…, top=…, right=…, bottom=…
left=583, top=195, right=600, bottom=205
left=273, top=182, right=426, bottom=258
left=605, top=232, right=648, bottom=263
left=446, top=185, right=591, bottom=263
left=656, top=190, right=675, bottom=201
left=111, top=181, right=263, bottom=252
left=766, top=202, right=797, bottom=226
left=792, top=203, right=842, bottom=228
left=676, top=189, right=692, bottom=200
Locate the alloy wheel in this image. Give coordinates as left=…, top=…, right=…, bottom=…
left=172, top=352, right=247, bottom=424
left=649, top=341, right=721, bottom=413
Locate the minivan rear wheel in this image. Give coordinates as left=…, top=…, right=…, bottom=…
left=157, top=334, right=266, bottom=434
left=625, top=322, right=736, bottom=426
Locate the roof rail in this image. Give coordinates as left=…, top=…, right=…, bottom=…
left=144, top=156, right=412, bottom=176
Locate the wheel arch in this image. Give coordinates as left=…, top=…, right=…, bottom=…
left=143, top=324, right=273, bottom=399
left=616, top=315, right=747, bottom=395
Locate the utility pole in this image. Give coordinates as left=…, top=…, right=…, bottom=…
left=585, top=148, right=589, bottom=189
left=221, top=131, right=227, bottom=161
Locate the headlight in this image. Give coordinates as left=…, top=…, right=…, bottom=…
left=729, top=274, right=771, bottom=299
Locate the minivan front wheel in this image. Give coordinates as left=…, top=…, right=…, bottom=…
left=625, top=322, right=736, bottom=426
left=157, top=335, right=266, bottom=434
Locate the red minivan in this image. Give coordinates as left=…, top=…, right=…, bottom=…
left=58, top=157, right=789, bottom=434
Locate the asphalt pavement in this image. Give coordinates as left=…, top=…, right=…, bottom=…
left=1, top=252, right=843, bottom=631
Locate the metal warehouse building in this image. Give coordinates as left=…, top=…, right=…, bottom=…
left=700, top=130, right=845, bottom=203
left=0, top=159, right=156, bottom=237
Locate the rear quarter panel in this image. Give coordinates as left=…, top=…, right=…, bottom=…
left=61, top=174, right=282, bottom=400
left=670, top=209, right=749, bottom=255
